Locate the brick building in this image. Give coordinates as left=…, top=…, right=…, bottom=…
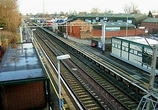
left=67, top=14, right=147, bottom=38
left=141, top=18, right=158, bottom=34
left=68, top=13, right=147, bottom=26
left=57, top=13, right=148, bottom=39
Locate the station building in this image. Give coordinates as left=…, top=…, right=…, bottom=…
left=111, top=36, right=158, bottom=74
left=57, top=13, right=148, bottom=39
left=68, top=13, right=147, bottom=26
left=0, top=43, right=50, bottom=110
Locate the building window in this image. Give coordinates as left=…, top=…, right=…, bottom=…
left=130, top=48, right=134, bottom=53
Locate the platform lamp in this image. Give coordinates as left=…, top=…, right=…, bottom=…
left=31, top=29, right=36, bottom=42
left=0, top=28, right=3, bottom=45
left=57, top=54, right=71, bottom=110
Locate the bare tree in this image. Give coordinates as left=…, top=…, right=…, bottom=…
left=123, top=2, right=140, bottom=14
left=102, top=9, right=113, bottom=14
left=78, top=11, right=87, bottom=15
left=90, top=8, right=100, bottom=14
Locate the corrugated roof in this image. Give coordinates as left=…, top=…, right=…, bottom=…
left=96, top=22, right=135, bottom=27
left=0, top=43, right=46, bottom=82
left=142, top=17, right=158, bottom=23
left=116, top=36, right=158, bottom=46
left=70, top=13, right=147, bottom=19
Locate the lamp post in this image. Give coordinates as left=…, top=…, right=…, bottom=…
left=57, top=54, right=71, bottom=110
left=31, top=29, right=36, bottom=42
left=136, top=44, right=158, bottom=110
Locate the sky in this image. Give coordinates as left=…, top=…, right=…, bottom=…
left=18, top=0, right=158, bottom=15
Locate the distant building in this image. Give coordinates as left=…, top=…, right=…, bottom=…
left=141, top=18, right=158, bottom=34
left=68, top=13, right=148, bottom=26
left=111, top=36, right=158, bottom=75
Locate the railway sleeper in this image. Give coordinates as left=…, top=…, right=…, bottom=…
left=103, top=85, right=112, bottom=88
left=123, top=101, right=137, bottom=105
left=119, top=97, right=128, bottom=101
left=72, top=86, right=82, bottom=89
left=91, top=92, right=96, bottom=96
left=70, top=84, right=81, bottom=89
left=78, top=94, right=89, bottom=97
left=70, top=81, right=79, bottom=84
left=127, top=104, right=138, bottom=108
left=81, top=97, right=92, bottom=101
left=106, top=88, right=116, bottom=92
left=76, top=91, right=87, bottom=95
left=108, top=89, right=118, bottom=93
left=115, top=94, right=125, bottom=98
left=127, top=104, right=138, bottom=109
left=99, top=82, right=109, bottom=85
left=88, top=106, right=101, bottom=110
left=85, top=103, right=98, bottom=107
left=112, top=92, right=122, bottom=95
left=76, top=90, right=85, bottom=93
left=97, top=98, right=102, bottom=101
left=84, top=100, right=95, bottom=104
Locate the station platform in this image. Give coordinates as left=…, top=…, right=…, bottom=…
left=66, top=36, right=158, bottom=90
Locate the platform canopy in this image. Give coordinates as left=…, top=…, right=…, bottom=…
left=0, top=43, right=46, bottom=84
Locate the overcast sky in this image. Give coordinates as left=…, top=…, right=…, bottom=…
left=18, top=0, right=158, bottom=15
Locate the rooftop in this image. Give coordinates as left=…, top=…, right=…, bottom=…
left=70, top=13, right=147, bottom=19
left=142, top=17, right=158, bottom=23
left=0, top=43, right=46, bottom=82
left=115, top=36, right=158, bottom=46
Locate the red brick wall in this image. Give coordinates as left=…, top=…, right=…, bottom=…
left=68, top=26, right=146, bottom=39
left=1, top=81, right=46, bottom=110
left=92, top=29, right=145, bottom=38
left=135, top=29, right=146, bottom=35
left=68, top=26, right=81, bottom=38
left=141, top=22, right=158, bottom=34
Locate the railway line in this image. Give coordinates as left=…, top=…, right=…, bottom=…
left=30, top=26, right=146, bottom=110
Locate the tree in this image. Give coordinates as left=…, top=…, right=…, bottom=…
left=78, top=11, right=87, bottom=15
left=148, top=11, right=153, bottom=18
left=123, top=2, right=140, bottom=14
left=0, top=0, right=21, bottom=32
left=101, top=9, right=113, bottom=14
left=1, top=0, right=21, bottom=29
left=90, top=8, right=100, bottom=14
left=0, top=0, right=21, bottom=57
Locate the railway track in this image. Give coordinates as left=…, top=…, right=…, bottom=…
left=34, top=29, right=104, bottom=109
left=33, top=27, right=141, bottom=110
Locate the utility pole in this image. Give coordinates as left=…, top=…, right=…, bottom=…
left=43, top=0, right=45, bottom=15
left=126, top=16, right=128, bottom=36
left=136, top=44, right=158, bottom=110
left=101, top=22, right=106, bottom=53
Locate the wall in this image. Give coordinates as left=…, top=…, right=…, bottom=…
left=92, top=29, right=145, bottom=38
left=1, top=81, right=46, bottom=110
left=141, top=22, right=158, bottom=34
